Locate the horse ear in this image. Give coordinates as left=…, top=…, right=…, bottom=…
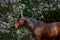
left=20, top=10, right=24, bottom=18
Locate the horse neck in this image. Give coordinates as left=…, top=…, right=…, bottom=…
left=24, top=17, right=45, bottom=31
left=24, top=17, right=35, bottom=30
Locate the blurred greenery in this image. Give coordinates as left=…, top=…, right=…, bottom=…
left=0, top=0, right=60, bottom=40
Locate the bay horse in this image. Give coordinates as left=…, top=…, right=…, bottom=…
left=14, top=13, right=60, bottom=40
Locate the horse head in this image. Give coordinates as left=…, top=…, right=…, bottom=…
left=14, top=12, right=25, bottom=28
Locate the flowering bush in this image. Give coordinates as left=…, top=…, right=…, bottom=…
left=0, top=0, right=60, bottom=40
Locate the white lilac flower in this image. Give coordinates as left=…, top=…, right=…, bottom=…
left=37, top=11, right=41, bottom=14
left=0, top=29, right=5, bottom=33
left=19, top=6, right=22, bottom=9
left=32, top=8, right=36, bottom=11
left=45, top=8, right=48, bottom=11
left=44, top=4, right=49, bottom=7
left=50, top=4, right=53, bottom=7
left=21, top=4, right=25, bottom=9
left=13, top=5, right=16, bottom=8
left=5, top=30, right=10, bottom=33
left=58, top=4, right=60, bottom=9
left=16, top=30, right=20, bottom=34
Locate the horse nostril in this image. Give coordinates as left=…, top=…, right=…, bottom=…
left=14, top=23, right=19, bottom=28
left=14, top=21, right=20, bottom=28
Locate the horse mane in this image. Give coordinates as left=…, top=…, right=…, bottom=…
left=24, top=16, right=44, bottom=23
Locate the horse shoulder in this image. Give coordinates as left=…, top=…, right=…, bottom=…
left=53, top=22, right=60, bottom=35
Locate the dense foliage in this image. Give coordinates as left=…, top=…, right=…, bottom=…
left=0, top=0, right=60, bottom=40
